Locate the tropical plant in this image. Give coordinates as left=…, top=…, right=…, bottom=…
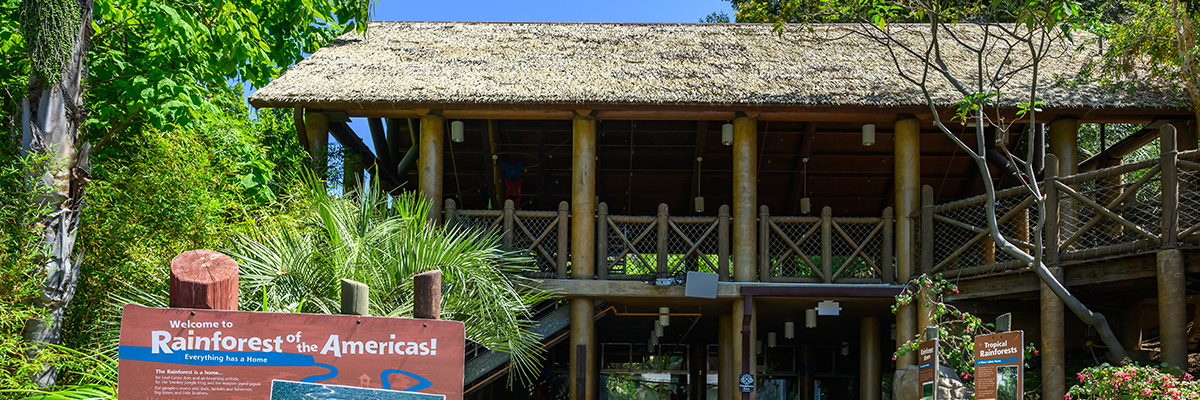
left=1066, top=361, right=1200, bottom=400
left=0, top=343, right=117, bottom=400
left=12, top=0, right=372, bottom=386
left=228, top=176, right=552, bottom=383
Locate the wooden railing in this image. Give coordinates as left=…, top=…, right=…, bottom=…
left=445, top=200, right=889, bottom=282
left=917, top=124, right=1200, bottom=279
left=759, top=205, right=892, bottom=283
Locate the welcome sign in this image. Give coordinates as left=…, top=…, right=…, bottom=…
left=117, top=304, right=464, bottom=400
left=973, top=331, right=1023, bottom=400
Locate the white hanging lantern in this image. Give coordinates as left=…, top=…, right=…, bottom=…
left=659, top=307, right=670, bottom=327
left=806, top=309, right=817, bottom=328
left=721, top=123, right=734, bottom=146
left=784, top=322, right=795, bottom=339
left=862, top=124, right=875, bottom=146
left=451, top=120, right=465, bottom=143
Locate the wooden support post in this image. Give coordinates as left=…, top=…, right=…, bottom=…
left=882, top=207, right=894, bottom=283
left=1162, top=124, right=1179, bottom=248
left=1045, top=155, right=1060, bottom=263
left=718, top=314, right=733, bottom=400
left=920, top=185, right=934, bottom=274
left=893, top=116, right=920, bottom=367
left=821, top=206, right=833, bottom=282
left=485, top=120, right=504, bottom=208
left=860, top=317, right=881, bottom=400
left=1041, top=266, right=1065, bottom=400
left=689, top=341, right=705, bottom=400
left=1158, top=249, right=1187, bottom=369
left=444, top=199, right=458, bottom=224
left=657, top=204, right=670, bottom=276
left=800, top=344, right=814, bottom=400
left=569, top=298, right=595, bottom=400
left=503, top=199, right=515, bottom=247
left=597, top=202, right=609, bottom=280
left=1120, top=300, right=1143, bottom=352
left=340, top=279, right=369, bottom=316
left=1041, top=154, right=1065, bottom=400
left=572, top=113, right=597, bottom=280
left=169, top=250, right=239, bottom=310
left=1050, top=118, right=1078, bottom=243
left=413, top=270, right=442, bottom=319
left=733, top=114, right=757, bottom=282
left=570, top=112, right=598, bottom=400
left=558, top=201, right=570, bottom=279
left=304, top=112, right=330, bottom=173
left=719, top=204, right=731, bottom=282
left=759, top=205, right=770, bottom=282
left=733, top=297, right=756, bottom=400
left=918, top=186, right=935, bottom=334
left=420, top=113, right=445, bottom=223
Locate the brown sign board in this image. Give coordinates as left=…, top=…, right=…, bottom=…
left=117, top=304, right=464, bottom=400
left=973, top=331, right=1024, bottom=400
left=917, top=339, right=938, bottom=400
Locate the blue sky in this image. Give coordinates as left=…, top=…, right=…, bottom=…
left=337, top=0, right=736, bottom=156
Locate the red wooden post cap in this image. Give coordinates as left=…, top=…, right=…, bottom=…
left=169, top=249, right=239, bottom=310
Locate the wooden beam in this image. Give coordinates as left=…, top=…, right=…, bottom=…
left=947, top=251, right=1200, bottom=301
left=329, top=121, right=401, bottom=191
left=1078, top=120, right=1171, bottom=173
left=368, top=117, right=393, bottom=172
left=539, top=279, right=740, bottom=299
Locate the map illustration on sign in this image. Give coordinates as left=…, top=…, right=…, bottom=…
left=271, top=380, right=445, bottom=399
left=117, top=304, right=465, bottom=400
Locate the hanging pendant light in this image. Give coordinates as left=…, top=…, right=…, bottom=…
left=451, top=120, right=465, bottom=143
left=722, top=123, right=733, bottom=146
left=862, top=123, right=875, bottom=146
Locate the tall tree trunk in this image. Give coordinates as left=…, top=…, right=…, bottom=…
left=19, top=0, right=93, bottom=388
left=1173, top=0, right=1200, bottom=125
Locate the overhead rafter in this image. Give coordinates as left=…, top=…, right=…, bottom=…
left=329, top=121, right=403, bottom=191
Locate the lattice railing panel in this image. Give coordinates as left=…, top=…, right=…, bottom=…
left=929, top=186, right=1040, bottom=277
left=603, top=219, right=659, bottom=280
left=666, top=218, right=721, bottom=275
left=1057, top=159, right=1161, bottom=261
left=512, top=211, right=562, bottom=276
left=765, top=218, right=822, bottom=281
left=829, top=218, right=883, bottom=280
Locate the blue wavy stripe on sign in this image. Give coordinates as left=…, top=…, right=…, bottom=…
left=118, top=346, right=338, bottom=382
left=975, top=357, right=1019, bottom=365
left=918, top=362, right=934, bottom=369
left=299, top=363, right=338, bottom=382
left=380, top=369, right=432, bottom=392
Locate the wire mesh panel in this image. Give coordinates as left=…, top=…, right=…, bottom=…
left=665, top=217, right=721, bottom=276
left=602, top=216, right=658, bottom=280
left=1175, top=150, right=1200, bottom=246
left=928, top=186, right=1040, bottom=278
left=512, top=211, right=563, bottom=278
left=764, top=217, right=822, bottom=282
left=1057, top=159, right=1161, bottom=261
left=829, top=218, right=883, bottom=282
left=452, top=210, right=503, bottom=233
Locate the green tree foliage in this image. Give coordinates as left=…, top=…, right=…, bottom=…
left=85, top=0, right=368, bottom=137
left=64, top=88, right=311, bottom=352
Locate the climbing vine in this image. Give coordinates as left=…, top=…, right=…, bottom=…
left=17, top=0, right=80, bottom=84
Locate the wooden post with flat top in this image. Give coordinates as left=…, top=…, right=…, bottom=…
left=414, top=270, right=442, bottom=320
left=169, top=250, right=239, bottom=310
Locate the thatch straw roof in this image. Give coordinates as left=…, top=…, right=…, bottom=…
left=249, top=22, right=1185, bottom=111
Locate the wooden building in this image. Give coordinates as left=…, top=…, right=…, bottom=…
left=250, top=22, right=1195, bottom=400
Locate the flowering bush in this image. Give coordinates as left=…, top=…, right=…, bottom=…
left=892, top=274, right=1039, bottom=393
left=1066, top=362, right=1199, bottom=400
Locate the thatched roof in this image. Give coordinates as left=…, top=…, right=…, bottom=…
left=249, top=22, right=1186, bottom=111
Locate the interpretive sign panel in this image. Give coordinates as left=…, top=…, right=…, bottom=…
left=117, top=304, right=464, bottom=400
left=973, top=331, right=1023, bottom=400
left=917, top=339, right=938, bottom=400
